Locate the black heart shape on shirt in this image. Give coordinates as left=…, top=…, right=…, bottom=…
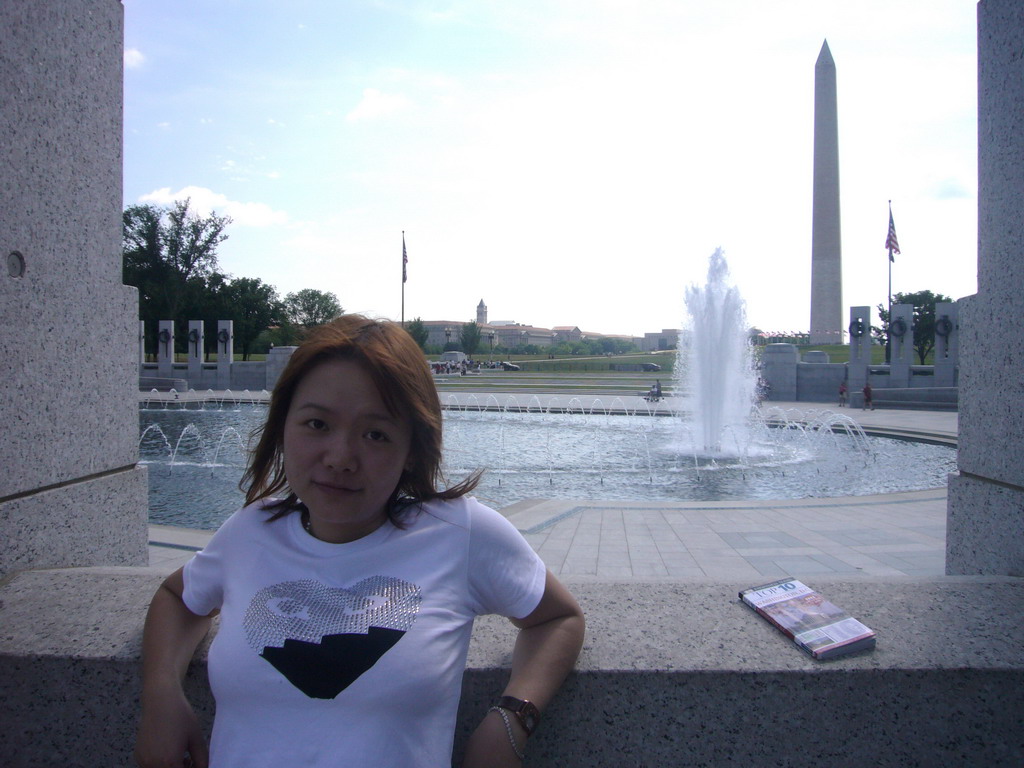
left=260, top=626, right=405, bottom=699
left=243, top=576, right=421, bottom=699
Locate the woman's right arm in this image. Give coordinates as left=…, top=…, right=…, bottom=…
left=134, top=567, right=215, bottom=768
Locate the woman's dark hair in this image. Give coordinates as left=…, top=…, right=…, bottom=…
left=241, top=314, right=479, bottom=523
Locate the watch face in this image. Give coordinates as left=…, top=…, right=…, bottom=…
left=523, top=712, right=538, bottom=731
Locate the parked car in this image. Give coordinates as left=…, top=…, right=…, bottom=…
left=641, top=363, right=661, bottom=371
left=501, top=362, right=521, bottom=371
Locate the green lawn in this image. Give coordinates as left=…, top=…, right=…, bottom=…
left=788, top=343, right=933, bottom=365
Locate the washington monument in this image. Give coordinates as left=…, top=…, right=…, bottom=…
left=810, top=39, right=842, bottom=344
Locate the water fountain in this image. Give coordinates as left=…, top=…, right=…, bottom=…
left=137, top=249, right=955, bottom=529
left=677, top=247, right=757, bottom=456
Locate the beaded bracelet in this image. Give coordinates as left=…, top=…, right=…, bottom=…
left=488, top=706, right=525, bottom=761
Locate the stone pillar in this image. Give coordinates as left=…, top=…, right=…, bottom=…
left=846, top=306, right=871, bottom=405
left=139, top=320, right=146, bottom=370
left=0, top=0, right=148, bottom=577
left=761, top=343, right=799, bottom=401
left=187, top=320, right=204, bottom=387
left=216, top=320, right=234, bottom=390
left=157, top=320, right=175, bottom=379
left=888, top=303, right=914, bottom=387
left=933, top=301, right=959, bottom=387
left=946, top=0, right=1024, bottom=576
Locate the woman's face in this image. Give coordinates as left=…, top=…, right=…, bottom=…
left=283, top=358, right=412, bottom=543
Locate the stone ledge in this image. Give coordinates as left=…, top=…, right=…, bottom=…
left=1, top=569, right=1021, bottom=766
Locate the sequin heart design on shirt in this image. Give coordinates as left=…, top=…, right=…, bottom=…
left=243, top=576, right=421, bottom=699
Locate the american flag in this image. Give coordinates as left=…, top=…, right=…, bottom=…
left=885, top=208, right=900, bottom=262
left=399, top=234, right=407, bottom=286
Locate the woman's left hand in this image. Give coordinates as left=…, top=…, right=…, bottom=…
left=462, top=708, right=527, bottom=767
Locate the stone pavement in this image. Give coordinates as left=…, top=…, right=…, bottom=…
left=147, top=400, right=957, bottom=581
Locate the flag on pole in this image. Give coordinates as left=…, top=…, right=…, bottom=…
left=885, top=207, right=900, bottom=262
left=403, top=234, right=411, bottom=286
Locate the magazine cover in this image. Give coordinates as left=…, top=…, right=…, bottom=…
left=739, top=578, right=876, bottom=659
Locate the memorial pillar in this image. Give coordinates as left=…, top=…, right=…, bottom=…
left=156, top=320, right=175, bottom=379
left=888, top=303, right=914, bottom=387
left=138, top=320, right=146, bottom=371
left=933, top=302, right=959, bottom=387
left=846, top=306, right=871, bottom=406
left=216, top=320, right=234, bottom=390
left=187, top=320, right=204, bottom=388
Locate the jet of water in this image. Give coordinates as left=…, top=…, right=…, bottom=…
left=676, top=248, right=757, bottom=455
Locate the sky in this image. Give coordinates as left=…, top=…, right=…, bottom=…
left=122, top=0, right=979, bottom=337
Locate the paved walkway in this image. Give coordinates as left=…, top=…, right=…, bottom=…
left=147, top=400, right=957, bottom=581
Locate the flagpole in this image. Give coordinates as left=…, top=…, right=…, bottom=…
left=401, top=231, right=406, bottom=326
left=887, top=202, right=893, bottom=362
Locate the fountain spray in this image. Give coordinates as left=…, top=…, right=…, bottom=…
left=677, top=248, right=758, bottom=456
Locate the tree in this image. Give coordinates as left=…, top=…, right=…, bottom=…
left=284, top=289, right=343, bottom=327
left=875, top=290, right=956, bottom=364
left=460, top=322, right=481, bottom=355
left=222, top=277, right=284, bottom=360
left=404, top=318, right=429, bottom=352
left=123, top=199, right=232, bottom=352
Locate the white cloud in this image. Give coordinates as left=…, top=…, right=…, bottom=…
left=139, top=186, right=290, bottom=228
left=345, top=88, right=412, bottom=122
left=124, top=48, right=145, bottom=69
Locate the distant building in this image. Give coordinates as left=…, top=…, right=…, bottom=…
left=641, top=329, right=679, bottom=352
left=418, top=301, right=668, bottom=353
left=552, top=326, right=583, bottom=343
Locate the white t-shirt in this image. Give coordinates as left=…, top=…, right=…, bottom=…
left=183, top=495, right=547, bottom=768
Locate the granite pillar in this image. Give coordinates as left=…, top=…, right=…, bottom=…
left=0, top=0, right=148, bottom=578
left=138, top=320, right=146, bottom=371
left=187, top=320, right=204, bottom=384
left=847, top=305, right=871, bottom=405
left=933, top=301, right=959, bottom=387
left=946, top=0, right=1024, bottom=576
left=888, top=303, right=914, bottom=387
left=157, top=319, right=175, bottom=379
left=216, top=320, right=234, bottom=390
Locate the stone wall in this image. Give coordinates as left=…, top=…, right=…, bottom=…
left=1, top=571, right=1021, bottom=767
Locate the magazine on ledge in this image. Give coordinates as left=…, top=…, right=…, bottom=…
left=739, top=578, right=876, bottom=660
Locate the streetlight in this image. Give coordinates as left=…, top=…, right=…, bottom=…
left=445, top=327, right=451, bottom=349
left=487, top=331, right=494, bottom=363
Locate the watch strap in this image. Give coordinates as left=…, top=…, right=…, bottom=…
left=494, top=695, right=541, bottom=735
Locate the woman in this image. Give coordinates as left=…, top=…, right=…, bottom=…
left=135, top=315, right=585, bottom=768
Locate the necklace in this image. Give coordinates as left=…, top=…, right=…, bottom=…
left=301, top=510, right=314, bottom=536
